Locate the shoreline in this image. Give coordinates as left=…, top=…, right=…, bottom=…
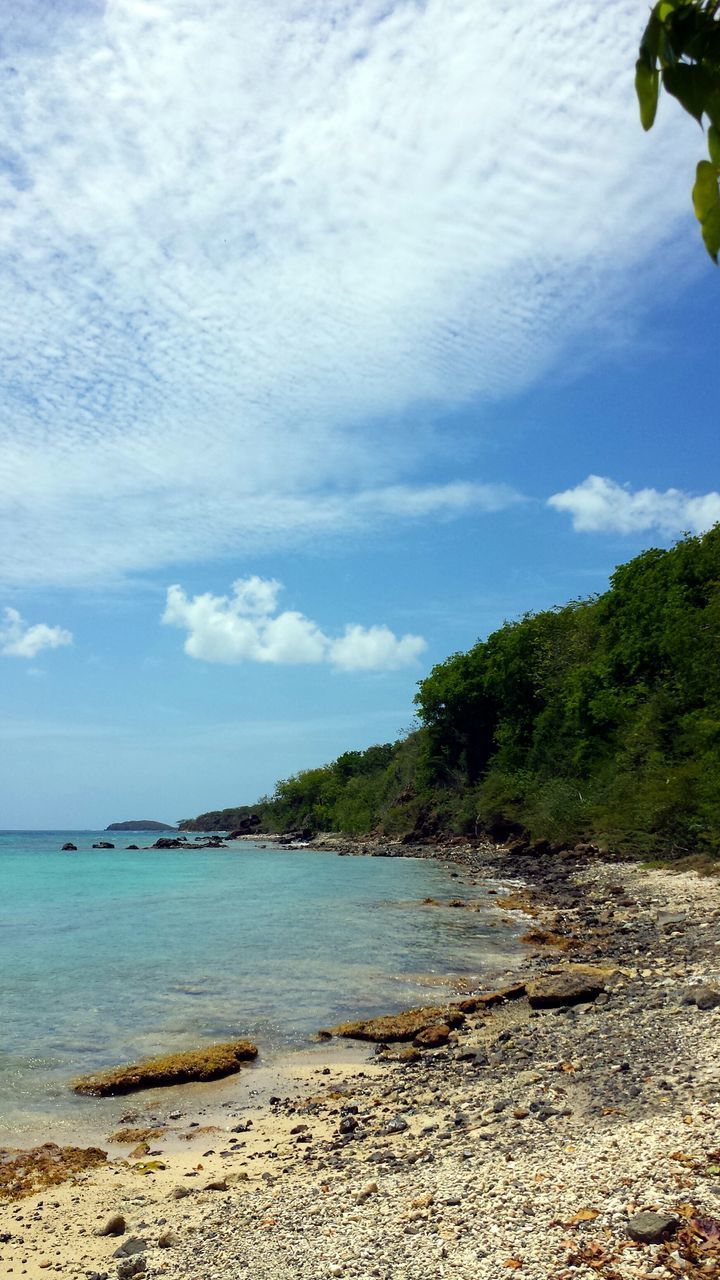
left=1, top=838, right=526, bottom=1152
left=2, top=845, right=720, bottom=1279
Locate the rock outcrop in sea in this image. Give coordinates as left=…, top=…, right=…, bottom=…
left=72, top=1039, right=258, bottom=1096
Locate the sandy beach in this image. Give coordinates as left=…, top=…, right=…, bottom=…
left=2, top=843, right=720, bottom=1280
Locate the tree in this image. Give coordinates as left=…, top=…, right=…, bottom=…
left=636, top=0, right=720, bottom=260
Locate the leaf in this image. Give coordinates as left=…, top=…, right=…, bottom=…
left=696, top=197, right=717, bottom=259
left=639, top=10, right=662, bottom=67
left=691, top=1215, right=720, bottom=1242
left=566, top=1208, right=600, bottom=1224
left=636, top=61, right=660, bottom=130
left=132, top=1159, right=166, bottom=1174
left=692, top=161, right=720, bottom=261
left=677, top=1203, right=699, bottom=1218
left=663, top=63, right=709, bottom=123
left=706, top=87, right=720, bottom=131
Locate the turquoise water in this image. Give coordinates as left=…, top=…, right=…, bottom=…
left=0, top=831, right=522, bottom=1141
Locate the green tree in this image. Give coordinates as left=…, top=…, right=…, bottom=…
left=636, top=0, right=720, bottom=259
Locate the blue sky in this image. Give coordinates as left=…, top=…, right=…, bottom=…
left=0, top=0, right=718, bottom=827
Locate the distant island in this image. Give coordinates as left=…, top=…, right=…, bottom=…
left=105, top=820, right=177, bottom=831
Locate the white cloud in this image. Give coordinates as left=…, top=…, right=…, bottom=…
left=0, top=607, right=73, bottom=658
left=162, top=577, right=425, bottom=671
left=548, top=475, right=720, bottom=536
left=0, top=1, right=698, bottom=586
left=328, top=625, right=426, bottom=672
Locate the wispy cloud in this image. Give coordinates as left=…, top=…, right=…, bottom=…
left=548, top=475, right=720, bottom=536
left=0, top=1, right=695, bottom=586
left=163, top=577, right=426, bottom=671
left=0, top=607, right=72, bottom=658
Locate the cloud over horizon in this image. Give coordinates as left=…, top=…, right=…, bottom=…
left=0, top=0, right=698, bottom=588
left=548, top=475, right=720, bottom=536
left=0, top=607, right=73, bottom=659
left=162, top=577, right=427, bottom=671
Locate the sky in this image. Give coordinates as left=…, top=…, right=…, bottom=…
left=0, top=0, right=718, bottom=828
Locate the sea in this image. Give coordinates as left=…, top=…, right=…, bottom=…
left=0, top=830, right=524, bottom=1144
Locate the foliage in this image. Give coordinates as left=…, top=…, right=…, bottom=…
left=185, top=527, right=720, bottom=861
left=636, top=0, right=720, bottom=259
left=416, top=525, right=720, bottom=856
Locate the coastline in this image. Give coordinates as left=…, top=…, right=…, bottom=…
left=3, top=844, right=720, bottom=1279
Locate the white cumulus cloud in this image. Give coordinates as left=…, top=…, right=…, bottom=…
left=0, top=0, right=699, bottom=587
left=548, top=475, right=720, bottom=536
left=0, top=607, right=73, bottom=659
left=162, top=577, right=426, bottom=672
left=328, top=625, right=426, bottom=672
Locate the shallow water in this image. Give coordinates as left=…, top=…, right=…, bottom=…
left=0, top=830, right=523, bottom=1141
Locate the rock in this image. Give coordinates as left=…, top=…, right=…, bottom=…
left=458, top=983, right=526, bottom=1011
left=96, top=1214, right=126, bottom=1237
left=227, top=816, right=261, bottom=837
left=126, top=845, right=139, bottom=850
left=339, top=1116, right=358, bottom=1134
left=383, top=1116, right=409, bottom=1134
left=684, top=984, right=720, bottom=1010
left=203, top=1178, right=228, bottom=1191
left=627, top=1211, right=678, bottom=1244
left=171, top=1186, right=191, bottom=1199
left=113, top=1237, right=147, bottom=1258
left=526, top=971, right=605, bottom=1009
left=73, top=1039, right=258, bottom=1096
left=521, top=928, right=580, bottom=951
left=158, top=1230, right=180, bottom=1248
left=331, top=1004, right=464, bottom=1043
left=116, top=1258, right=145, bottom=1279
left=92, top=842, right=115, bottom=849
left=0, top=1143, right=107, bottom=1201
left=355, top=1181, right=378, bottom=1203
left=61, top=842, right=77, bottom=851
left=413, top=1023, right=451, bottom=1048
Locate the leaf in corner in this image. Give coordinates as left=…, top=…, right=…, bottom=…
left=635, top=61, right=659, bottom=130
left=663, top=63, right=709, bottom=124
left=692, top=161, right=720, bottom=261
left=700, top=202, right=720, bottom=263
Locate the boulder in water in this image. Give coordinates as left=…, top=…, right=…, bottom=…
left=72, top=1038, right=258, bottom=1096
left=331, top=1004, right=465, bottom=1043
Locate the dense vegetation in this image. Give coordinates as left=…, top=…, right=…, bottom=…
left=183, top=528, right=720, bottom=858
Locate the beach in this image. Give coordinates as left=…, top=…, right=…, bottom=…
left=3, top=842, right=720, bottom=1279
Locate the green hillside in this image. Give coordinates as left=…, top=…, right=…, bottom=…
left=183, top=527, right=720, bottom=859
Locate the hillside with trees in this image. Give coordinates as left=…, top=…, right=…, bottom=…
left=182, top=527, right=720, bottom=859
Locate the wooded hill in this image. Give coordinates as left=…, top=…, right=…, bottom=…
left=181, top=527, right=720, bottom=859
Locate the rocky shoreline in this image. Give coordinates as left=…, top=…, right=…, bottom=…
left=2, top=845, right=720, bottom=1279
